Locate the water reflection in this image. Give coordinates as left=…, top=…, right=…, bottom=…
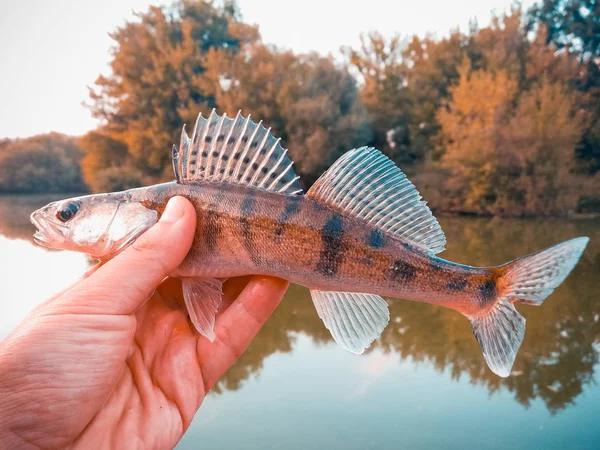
left=0, top=194, right=59, bottom=241
left=1, top=195, right=598, bottom=415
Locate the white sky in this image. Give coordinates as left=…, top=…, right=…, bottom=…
left=0, top=0, right=536, bottom=139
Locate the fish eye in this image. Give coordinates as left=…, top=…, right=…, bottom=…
left=56, top=201, right=81, bottom=223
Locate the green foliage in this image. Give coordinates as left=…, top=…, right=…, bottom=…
left=529, top=0, right=600, bottom=58
left=0, top=133, right=86, bottom=194
left=528, top=0, right=600, bottom=174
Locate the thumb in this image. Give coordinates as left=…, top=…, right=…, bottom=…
left=56, top=196, right=196, bottom=315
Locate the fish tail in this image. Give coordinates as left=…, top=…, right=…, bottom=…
left=468, top=237, right=589, bottom=378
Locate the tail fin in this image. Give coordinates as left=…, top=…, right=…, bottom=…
left=470, top=237, right=589, bottom=377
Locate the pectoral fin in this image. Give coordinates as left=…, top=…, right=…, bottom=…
left=182, top=278, right=223, bottom=341
left=310, top=290, right=390, bottom=354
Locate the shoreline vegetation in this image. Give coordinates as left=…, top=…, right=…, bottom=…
left=1, top=0, right=599, bottom=218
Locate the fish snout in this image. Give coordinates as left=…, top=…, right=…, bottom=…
left=30, top=209, right=62, bottom=247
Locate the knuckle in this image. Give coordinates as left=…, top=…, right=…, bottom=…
left=131, top=230, right=160, bottom=254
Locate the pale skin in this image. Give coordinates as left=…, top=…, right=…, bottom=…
left=0, top=196, right=289, bottom=449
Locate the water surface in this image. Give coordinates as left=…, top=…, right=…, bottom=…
left=1, top=194, right=599, bottom=449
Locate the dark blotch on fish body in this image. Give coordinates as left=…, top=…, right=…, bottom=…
left=240, top=191, right=260, bottom=265
left=389, top=259, right=416, bottom=282
left=316, top=213, right=344, bottom=277
left=204, top=211, right=221, bottom=252
left=367, top=228, right=385, bottom=248
left=478, top=278, right=497, bottom=304
left=203, top=187, right=226, bottom=252
left=274, top=195, right=301, bottom=237
left=447, top=277, right=468, bottom=291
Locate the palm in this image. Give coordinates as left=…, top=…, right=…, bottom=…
left=0, top=276, right=287, bottom=450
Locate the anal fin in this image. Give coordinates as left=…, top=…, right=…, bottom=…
left=469, top=299, right=525, bottom=378
left=310, top=290, right=390, bottom=354
left=182, top=278, right=223, bottom=341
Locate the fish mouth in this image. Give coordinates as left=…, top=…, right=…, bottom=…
left=30, top=211, right=59, bottom=247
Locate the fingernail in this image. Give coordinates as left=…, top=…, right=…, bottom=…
left=161, top=197, right=185, bottom=223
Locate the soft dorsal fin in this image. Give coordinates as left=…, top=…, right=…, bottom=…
left=307, top=147, right=446, bottom=254
left=172, top=110, right=303, bottom=195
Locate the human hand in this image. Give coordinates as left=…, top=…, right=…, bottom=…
left=0, top=196, right=289, bottom=449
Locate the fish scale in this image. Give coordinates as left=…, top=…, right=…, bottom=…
left=30, top=110, right=589, bottom=378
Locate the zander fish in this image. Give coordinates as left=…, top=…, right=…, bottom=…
left=30, top=111, right=589, bottom=377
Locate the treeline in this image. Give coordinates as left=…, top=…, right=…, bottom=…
left=0, top=134, right=86, bottom=193
left=4, top=0, right=600, bottom=216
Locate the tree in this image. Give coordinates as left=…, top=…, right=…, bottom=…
left=87, top=1, right=257, bottom=178
left=437, top=61, right=519, bottom=212
left=79, top=129, right=129, bottom=192
left=473, top=6, right=529, bottom=84
left=437, top=57, right=587, bottom=215
left=528, top=0, right=600, bottom=174
left=203, top=44, right=370, bottom=186
left=85, top=0, right=369, bottom=190
left=529, top=0, right=600, bottom=59
left=498, top=77, right=587, bottom=214
left=404, top=31, right=474, bottom=162
left=343, top=32, right=413, bottom=163
left=0, top=133, right=86, bottom=193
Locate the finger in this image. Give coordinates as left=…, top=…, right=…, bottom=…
left=55, top=196, right=196, bottom=315
left=218, top=276, right=252, bottom=312
left=198, top=276, right=288, bottom=391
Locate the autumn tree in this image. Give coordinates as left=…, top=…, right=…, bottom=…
left=438, top=58, right=586, bottom=215
left=87, top=1, right=257, bottom=179
left=343, top=32, right=413, bottom=163
left=473, top=6, right=529, bottom=84
left=437, top=61, right=519, bottom=212
left=404, top=32, right=474, bottom=162
left=498, top=77, right=587, bottom=214
left=84, top=0, right=370, bottom=190
left=78, top=130, right=138, bottom=192
left=202, top=43, right=370, bottom=186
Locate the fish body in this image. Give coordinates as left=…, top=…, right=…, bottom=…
left=31, top=110, right=589, bottom=377
left=136, top=181, right=491, bottom=314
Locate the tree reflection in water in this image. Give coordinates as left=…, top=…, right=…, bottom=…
left=2, top=195, right=598, bottom=414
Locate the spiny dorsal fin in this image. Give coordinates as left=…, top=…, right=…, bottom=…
left=172, top=110, right=302, bottom=195
left=307, top=147, right=446, bottom=254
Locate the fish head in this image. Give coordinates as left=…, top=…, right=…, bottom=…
left=30, top=192, right=158, bottom=260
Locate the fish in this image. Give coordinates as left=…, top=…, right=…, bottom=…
left=30, top=110, right=589, bottom=377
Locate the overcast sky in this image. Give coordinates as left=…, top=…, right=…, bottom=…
left=0, top=0, right=536, bottom=139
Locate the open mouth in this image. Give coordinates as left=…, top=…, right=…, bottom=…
left=30, top=212, right=53, bottom=246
